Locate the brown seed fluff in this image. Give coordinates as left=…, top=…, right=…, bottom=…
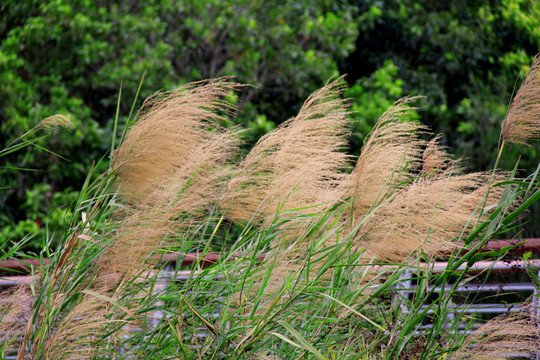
left=222, top=77, right=352, bottom=227
left=502, top=54, right=540, bottom=146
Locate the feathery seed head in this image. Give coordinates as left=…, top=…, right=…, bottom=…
left=502, top=54, right=540, bottom=146
left=452, top=302, right=540, bottom=359
left=222, top=77, right=352, bottom=227
left=35, top=114, right=74, bottom=133
left=107, top=78, right=242, bottom=275
left=359, top=172, right=505, bottom=262
left=350, top=97, right=427, bottom=219
left=112, top=77, right=241, bottom=207
left=421, top=135, right=461, bottom=177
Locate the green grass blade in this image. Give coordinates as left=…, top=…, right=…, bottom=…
left=277, top=320, right=329, bottom=360
left=111, top=78, right=123, bottom=153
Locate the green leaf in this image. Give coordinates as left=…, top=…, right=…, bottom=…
left=277, top=320, right=329, bottom=360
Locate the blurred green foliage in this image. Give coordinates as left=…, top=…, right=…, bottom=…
left=1, top=0, right=539, bottom=252
left=343, top=0, right=540, bottom=172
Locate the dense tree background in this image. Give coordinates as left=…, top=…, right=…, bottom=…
left=1, top=0, right=539, bottom=252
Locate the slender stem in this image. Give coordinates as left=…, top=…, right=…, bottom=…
left=111, top=79, right=123, bottom=154
left=497, top=139, right=505, bottom=161
left=474, top=139, right=505, bottom=231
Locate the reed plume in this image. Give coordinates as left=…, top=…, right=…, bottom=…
left=108, top=78, right=241, bottom=275
left=421, top=135, right=461, bottom=177
left=502, top=54, right=540, bottom=146
left=16, top=114, right=74, bottom=140
left=100, top=206, right=174, bottom=276
left=452, top=303, right=540, bottom=359
left=0, top=285, right=33, bottom=349
left=350, top=99, right=505, bottom=261
left=112, top=77, right=241, bottom=210
left=40, top=289, right=113, bottom=359
left=34, top=114, right=74, bottom=133
left=359, top=172, right=505, bottom=262
left=350, top=97, right=427, bottom=219
left=222, top=77, right=352, bottom=225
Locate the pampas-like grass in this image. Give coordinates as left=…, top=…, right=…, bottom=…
left=350, top=99, right=505, bottom=262
left=0, top=285, right=33, bottom=346
left=108, top=78, right=241, bottom=275
left=223, top=79, right=352, bottom=313
left=359, top=172, right=505, bottom=262
left=100, top=206, right=174, bottom=276
left=13, top=79, right=243, bottom=358
left=112, top=77, right=240, bottom=209
left=222, top=77, right=352, bottom=225
left=421, top=135, right=461, bottom=177
left=350, top=97, right=427, bottom=219
left=41, top=289, right=116, bottom=359
left=452, top=303, right=540, bottom=359
left=502, top=54, right=540, bottom=146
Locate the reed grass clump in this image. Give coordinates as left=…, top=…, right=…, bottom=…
left=222, top=77, right=352, bottom=228
left=3, top=56, right=540, bottom=359
left=452, top=302, right=540, bottom=359
left=106, top=78, right=241, bottom=275
left=221, top=78, right=354, bottom=307
left=350, top=97, right=427, bottom=220
left=2, top=78, right=244, bottom=358
left=347, top=99, right=506, bottom=261
left=112, top=78, right=240, bottom=210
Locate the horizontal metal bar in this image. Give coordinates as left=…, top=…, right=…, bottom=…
left=395, top=282, right=537, bottom=294
left=415, top=259, right=540, bottom=273
left=400, top=304, right=535, bottom=315
left=0, top=252, right=266, bottom=275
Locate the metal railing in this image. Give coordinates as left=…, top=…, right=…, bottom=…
left=1, top=239, right=540, bottom=358
left=392, top=259, right=540, bottom=333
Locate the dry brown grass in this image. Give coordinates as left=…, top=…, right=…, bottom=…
left=350, top=97, right=427, bottom=219
left=0, top=285, right=33, bottom=347
left=222, top=77, right=352, bottom=226
left=452, top=303, right=540, bottom=359
left=348, top=98, right=506, bottom=262
left=421, top=135, right=461, bottom=177
left=107, top=78, right=241, bottom=275
left=358, top=172, right=505, bottom=262
left=112, top=77, right=241, bottom=209
left=502, top=54, right=540, bottom=146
